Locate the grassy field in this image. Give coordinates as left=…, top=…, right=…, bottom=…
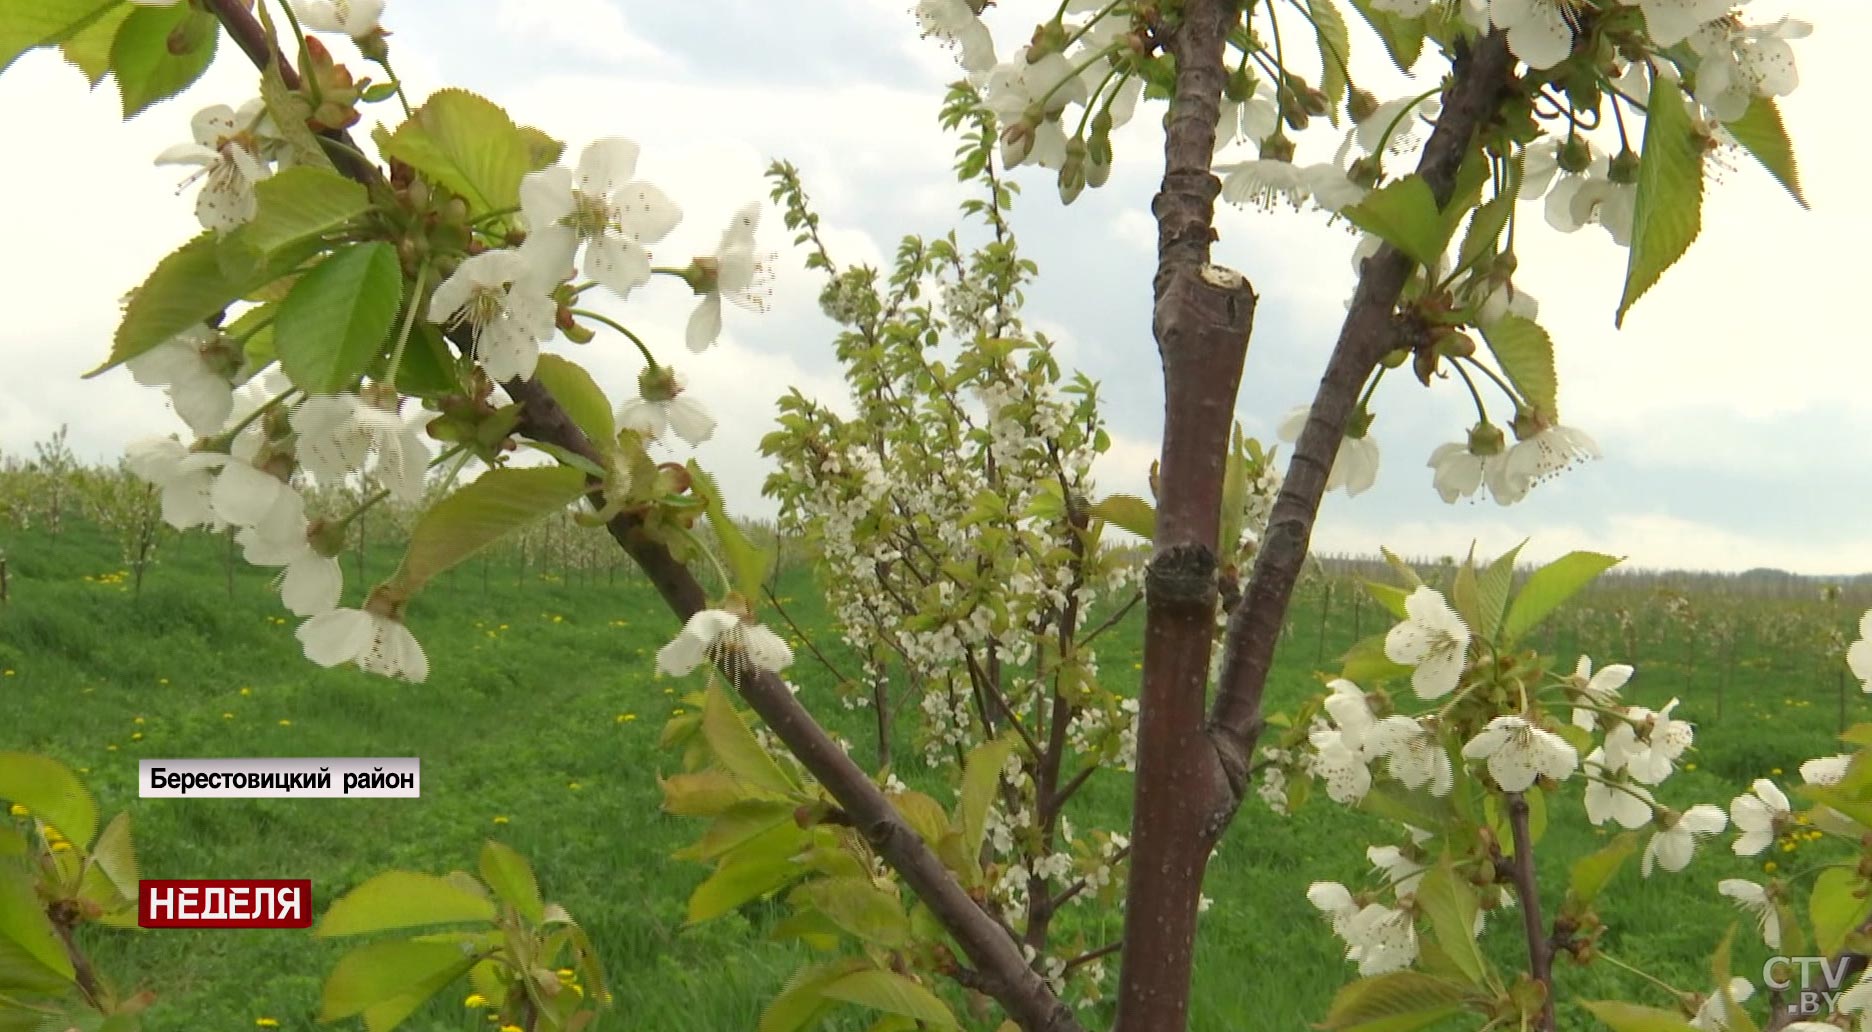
left=1, top=521, right=1865, bottom=1031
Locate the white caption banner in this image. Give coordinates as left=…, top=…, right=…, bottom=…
left=139, top=757, right=421, bottom=798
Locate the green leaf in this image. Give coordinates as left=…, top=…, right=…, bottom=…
left=1218, top=424, right=1249, bottom=556
left=1618, top=83, right=1704, bottom=326
left=389, top=466, right=588, bottom=596
left=1358, top=782, right=1455, bottom=834
left=1580, top=1001, right=1700, bottom=1032
left=687, top=824, right=810, bottom=923
left=689, top=464, right=774, bottom=602
left=701, top=684, right=798, bottom=796
left=1479, top=315, right=1558, bottom=424
left=0, top=753, right=96, bottom=847
left=1322, top=970, right=1470, bottom=1030
left=1341, top=633, right=1415, bottom=686
left=319, top=938, right=480, bottom=1027
left=1725, top=97, right=1806, bottom=208
left=109, top=3, right=218, bottom=119
left=759, top=961, right=868, bottom=1032
left=1310, top=0, right=1352, bottom=119
left=660, top=770, right=759, bottom=818
left=0, top=0, right=119, bottom=76
left=56, top=2, right=130, bottom=84
left=232, top=166, right=372, bottom=260
left=273, top=242, right=404, bottom=394
left=819, top=970, right=959, bottom=1029
left=1811, top=867, right=1872, bottom=956
left=257, top=1, right=331, bottom=172
left=1568, top=832, right=1637, bottom=903
left=381, top=89, right=536, bottom=215
left=389, top=322, right=461, bottom=398
left=1345, top=0, right=1424, bottom=73
left=1415, top=860, right=1487, bottom=987
left=1473, top=542, right=1524, bottom=641
left=94, top=233, right=310, bottom=377
left=1091, top=493, right=1155, bottom=540
left=1449, top=548, right=1482, bottom=638
left=1381, top=547, right=1425, bottom=589
left=794, top=877, right=909, bottom=949
left=84, top=811, right=139, bottom=903
left=1501, top=551, right=1621, bottom=643
left=478, top=841, right=544, bottom=926
left=532, top=355, right=615, bottom=447
left=682, top=800, right=797, bottom=861
left=958, top=735, right=1018, bottom=881
left=1365, top=581, right=1410, bottom=620
left=0, top=861, right=74, bottom=992
left=314, top=872, right=496, bottom=938
left=1343, top=174, right=1448, bottom=268
left=1457, top=155, right=1522, bottom=276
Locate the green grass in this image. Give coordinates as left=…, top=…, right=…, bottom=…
left=0, top=523, right=1863, bottom=1031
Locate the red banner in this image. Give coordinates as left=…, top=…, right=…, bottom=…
left=138, top=879, right=313, bottom=928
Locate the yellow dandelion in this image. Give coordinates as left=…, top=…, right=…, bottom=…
left=7, top=804, right=28, bottom=817
left=133, top=716, right=145, bottom=725
left=157, top=678, right=169, bottom=685
left=1684, top=763, right=1698, bottom=771
left=671, top=708, right=686, bottom=717
left=222, top=712, right=235, bottom=720
left=663, top=687, right=674, bottom=695
left=130, top=732, right=143, bottom=742
left=551, top=614, right=564, bottom=623
left=256, top=1020, right=280, bottom=1029
left=463, top=993, right=489, bottom=1008
left=278, top=720, right=292, bottom=727
left=1781, top=841, right=1797, bottom=853
left=1, top=670, right=11, bottom=676
left=240, top=687, right=253, bottom=696
left=557, top=967, right=576, bottom=979
left=106, top=744, right=118, bottom=752
left=50, top=841, right=72, bottom=853
left=492, top=815, right=510, bottom=825
left=1763, top=860, right=1779, bottom=873
left=501, top=1025, right=523, bottom=1032
left=1796, top=813, right=1812, bottom=825
left=1771, top=767, right=1783, bottom=775
left=617, top=713, right=637, bottom=723
left=567, top=781, right=582, bottom=791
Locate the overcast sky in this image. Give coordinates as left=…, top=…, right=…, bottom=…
left=1, top=0, right=1864, bottom=575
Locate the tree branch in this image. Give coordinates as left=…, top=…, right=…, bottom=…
left=1206, top=29, right=1516, bottom=799
left=1506, top=792, right=1557, bottom=1031
left=201, top=5, right=1081, bottom=1028
left=1114, top=0, right=1255, bottom=1026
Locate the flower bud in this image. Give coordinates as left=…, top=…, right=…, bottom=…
left=1058, top=138, right=1088, bottom=204
left=1380, top=348, right=1409, bottom=369
left=1259, top=133, right=1296, bottom=163
left=1000, top=117, right=1039, bottom=167
left=1466, top=422, right=1506, bottom=456
left=1347, top=88, right=1379, bottom=124
left=1608, top=148, right=1641, bottom=185
left=1435, top=330, right=1476, bottom=359
left=1558, top=136, right=1591, bottom=175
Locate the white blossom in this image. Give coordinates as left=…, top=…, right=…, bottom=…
left=1849, top=610, right=1872, bottom=692
left=686, top=203, right=770, bottom=352
left=1364, top=716, right=1454, bottom=796
left=427, top=249, right=557, bottom=383
left=291, top=0, right=384, bottom=37
left=1688, top=17, right=1810, bottom=122
left=1641, top=804, right=1727, bottom=876
left=519, top=138, right=681, bottom=298
left=297, top=607, right=428, bottom=682
left=156, top=100, right=273, bottom=232
left=1690, top=976, right=1755, bottom=1031
left=1462, top=715, right=1578, bottom=793
left=1383, top=587, right=1471, bottom=700
left=656, top=609, right=794, bottom=678
left=126, top=437, right=227, bottom=530
left=1728, top=779, right=1790, bottom=856
left=290, top=393, right=433, bottom=502
left=125, top=327, right=235, bottom=437
left=1620, top=0, right=1730, bottom=48
left=618, top=367, right=716, bottom=447
left=237, top=510, right=343, bottom=617
left=914, top=0, right=995, bottom=73
left=1717, top=879, right=1783, bottom=949
left=1583, top=748, right=1654, bottom=829
left=1488, top=0, right=1578, bottom=70
left=1278, top=405, right=1380, bottom=496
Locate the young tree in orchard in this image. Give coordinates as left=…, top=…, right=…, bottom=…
left=9, top=2, right=1872, bottom=1032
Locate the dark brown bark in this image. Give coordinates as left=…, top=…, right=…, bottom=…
left=1507, top=792, right=1556, bottom=1031
left=1113, top=1, right=1254, bottom=1027
left=1208, top=29, right=1516, bottom=797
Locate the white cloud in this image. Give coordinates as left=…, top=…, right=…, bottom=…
left=491, top=0, right=675, bottom=69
